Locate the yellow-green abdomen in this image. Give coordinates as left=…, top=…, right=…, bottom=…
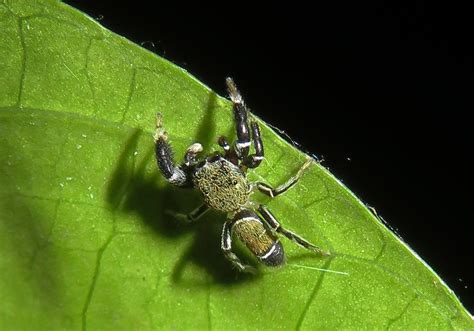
left=232, top=210, right=285, bottom=266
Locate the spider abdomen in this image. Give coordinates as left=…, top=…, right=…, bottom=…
left=232, top=211, right=285, bottom=266
left=193, top=157, right=250, bottom=212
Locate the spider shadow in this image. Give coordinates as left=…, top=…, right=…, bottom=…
left=107, top=92, right=258, bottom=286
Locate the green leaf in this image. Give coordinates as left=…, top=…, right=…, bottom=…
left=0, top=1, right=472, bottom=330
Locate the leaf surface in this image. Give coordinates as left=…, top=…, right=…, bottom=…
left=0, top=1, right=472, bottom=330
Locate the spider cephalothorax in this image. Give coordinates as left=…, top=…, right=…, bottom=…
left=192, top=156, right=251, bottom=212
left=154, top=78, right=328, bottom=273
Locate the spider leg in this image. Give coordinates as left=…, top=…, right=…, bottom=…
left=221, top=220, right=257, bottom=273
left=226, top=77, right=251, bottom=159
left=166, top=203, right=209, bottom=223
left=258, top=205, right=330, bottom=256
left=256, top=158, right=313, bottom=197
left=243, top=121, right=264, bottom=168
left=154, top=113, right=191, bottom=187
left=218, top=136, right=239, bottom=165
left=183, top=142, right=203, bottom=166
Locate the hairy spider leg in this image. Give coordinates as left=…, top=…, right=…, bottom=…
left=155, top=113, right=212, bottom=221
left=184, top=143, right=203, bottom=167
left=258, top=205, right=330, bottom=256
left=256, top=158, right=313, bottom=198
left=218, top=136, right=239, bottom=165
left=154, top=113, right=190, bottom=187
left=221, top=220, right=257, bottom=273
left=243, top=121, right=264, bottom=168
left=226, top=77, right=251, bottom=159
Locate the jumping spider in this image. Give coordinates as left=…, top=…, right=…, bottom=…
left=154, top=78, right=328, bottom=273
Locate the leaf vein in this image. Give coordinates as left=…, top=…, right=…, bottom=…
left=16, top=17, right=26, bottom=108
left=120, top=66, right=137, bottom=124
left=84, top=37, right=101, bottom=116
left=28, top=199, right=61, bottom=270
left=81, top=231, right=116, bottom=331
left=335, top=253, right=456, bottom=328
left=296, top=259, right=333, bottom=330
left=385, top=294, right=419, bottom=330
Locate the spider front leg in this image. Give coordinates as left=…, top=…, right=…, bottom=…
left=184, top=142, right=203, bottom=167
left=218, top=136, right=238, bottom=165
left=155, top=113, right=209, bottom=221
left=257, top=158, right=313, bottom=198
left=226, top=78, right=264, bottom=169
left=221, top=220, right=257, bottom=274
left=226, top=77, right=251, bottom=159
left=243, top=121, right=264, bottom=169
left=258, top=205, right=330, bottom=256
left=154, top=113, right=191, bottom=187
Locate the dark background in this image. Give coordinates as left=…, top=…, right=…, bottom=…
left=65, top=1, right=473, bottom=312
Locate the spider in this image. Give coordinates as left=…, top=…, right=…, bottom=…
left=153, top=78, right=329, bottom=273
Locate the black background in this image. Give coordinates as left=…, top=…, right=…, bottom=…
left=65, top=1, right=473, bottom=312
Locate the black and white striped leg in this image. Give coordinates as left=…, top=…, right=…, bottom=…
left=243, top=121, right=264, bottom=168
left=257, top=158, right=313, bottom=197
left=221, top=220, right=257, bottom=273
left=218, top=136, right=238, bottom=165
left=166, top=203, right=209, bottom=223
left=258, top=205, right=330, bottom=256
left=226, top=77, right=251, bottom=158
left=154, top=113, right=189, bottom=187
